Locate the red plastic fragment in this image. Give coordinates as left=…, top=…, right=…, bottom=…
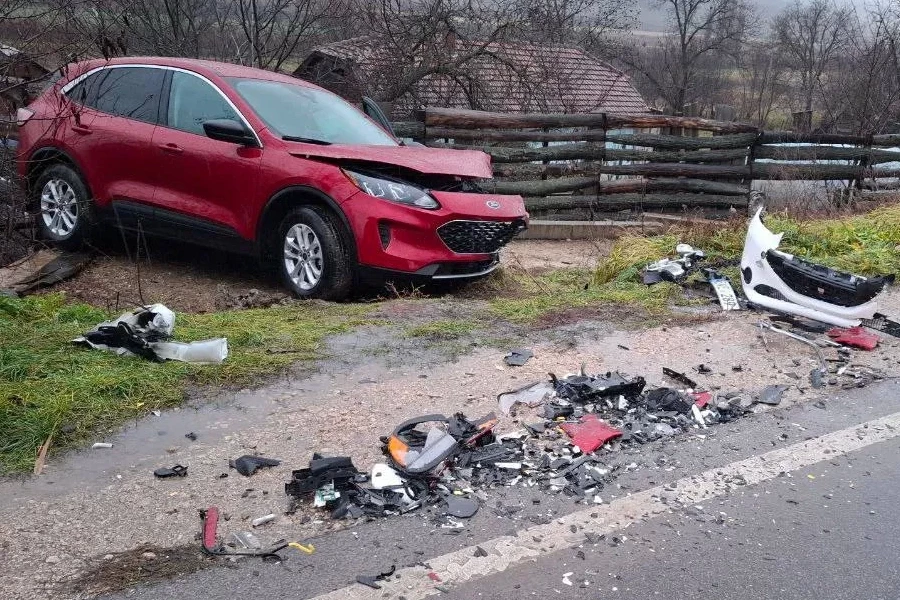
left=428, top=572, right=442, bottom=582
left=692, top=391, right=712, bottom=408
left=827, top=326, right=879, bottom=350
left=202, top=506, right=219, bottom=551
left=559, top=414, right=622, bottom=453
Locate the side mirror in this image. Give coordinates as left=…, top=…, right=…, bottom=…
left=202, top=119, right=258, bottom=146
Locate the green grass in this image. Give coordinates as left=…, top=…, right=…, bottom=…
left=485, top=267, right=685, bottom=323
left=0, top=295, right=371, bottom=474
left=595, top=204, right=900, bottom=286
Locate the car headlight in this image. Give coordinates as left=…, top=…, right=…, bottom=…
left=342, top=169, right=440, bottom=210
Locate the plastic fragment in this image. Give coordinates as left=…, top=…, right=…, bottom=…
left=230, top=455, right=280, bottom=477
left=251, top=514, right=276, bottom=527
left=503, top=348, right=533, bottom=366
left=757, top=384, right=789, bottom=406
left=827, top=326, right=879, bottom=350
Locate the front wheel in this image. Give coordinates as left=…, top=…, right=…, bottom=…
left=275, top=207, right=353, bottom=300
left=33, top=163, right=94, bottom=250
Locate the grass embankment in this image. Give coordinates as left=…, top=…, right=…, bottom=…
left=0, top=295, right=370, bottom=473
left=488, top=204, right=900, bottom=323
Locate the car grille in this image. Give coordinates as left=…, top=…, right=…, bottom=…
left=437, top=220, right=525, bottom=254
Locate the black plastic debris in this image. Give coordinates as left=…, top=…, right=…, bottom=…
left=504, top=348, right=533, bottom=366
left=356, top=565, right=396, bottom=590
left=550, top=371, right=646, bottom=402
left=646, top=388, right=693, bottom=413
left=285, top=455, right=362, bottom=496
left=662, top=367, right=697, bottom=389
left=757, top=384, right=789, bottom=406
left=153, top=465, right=187, bottom=478
left=544, top=401, right=574, bottom=420
left=231, top=455, right=281, bottom=477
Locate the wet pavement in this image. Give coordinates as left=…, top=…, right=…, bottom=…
left=98, top=379, right=900, bottom=600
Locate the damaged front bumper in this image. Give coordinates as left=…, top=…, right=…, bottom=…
left=740, top=208, right=894, bottom=327
left=342, top=189, right=528, bottom=278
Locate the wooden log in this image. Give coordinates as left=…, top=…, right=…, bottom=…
left=426, top=131, right=758, bottom=149
left=392, top=121, right=425, bottom=138
left=597, top=163, right=750, bottom=178
left=872, top=133, right=900, bottom=147
left=754, top=145, right=900, bottom=162
left=487, top=177, right=599, bottom=195
left=487, top=176, right=750, bottom=196
left=758, top=131, right=869, bottom=145
left=424, top=127, right=608, bottom=142
left=438, top=142, right=750, bottom=164
left=525, top=193, right=748, bottom=211
left=606, top=132, right=758, bottom=150
left=605, top=113, right=758, bottom=133
left=751, top=162, right=900, bottom=179
left=422, top=107, right=758, bottom=133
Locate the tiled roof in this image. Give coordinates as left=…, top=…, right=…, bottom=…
left=297, top=36, right=647, bottom=118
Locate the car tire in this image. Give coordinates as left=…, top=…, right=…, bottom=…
left=276, top=206, right=353, bottom=300
left=33, top=163, right=94, bottom=250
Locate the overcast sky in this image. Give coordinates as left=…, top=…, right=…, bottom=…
left=635, top=0, right=866, bottom=32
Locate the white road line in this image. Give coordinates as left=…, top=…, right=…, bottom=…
left=311, top=411, right=900, bottom=600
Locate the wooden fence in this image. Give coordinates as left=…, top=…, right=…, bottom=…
left=393, top=108, right=900, bottom=220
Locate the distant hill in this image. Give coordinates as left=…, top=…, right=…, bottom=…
left=635, top=0, right=863, bottom=32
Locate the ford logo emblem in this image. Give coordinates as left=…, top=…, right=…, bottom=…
left=486, top=200, right=501, bottom=210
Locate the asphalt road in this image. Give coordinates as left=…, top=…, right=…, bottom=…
left=105, top=379, right=900, bottom=600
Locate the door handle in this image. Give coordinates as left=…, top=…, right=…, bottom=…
left=71, top=124, right=92, bottom=135
left=158, top=143, right=183, bottom=154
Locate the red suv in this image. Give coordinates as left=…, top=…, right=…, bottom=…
left=16, top=57, right=527, bottom=299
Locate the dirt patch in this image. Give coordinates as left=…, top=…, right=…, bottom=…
left=501, top=239, right=612, bottom=272
left=62, top=543, right=215, bottom=597
left=49, top=237, right=283, bottom=313
left=22, top=238, right=610, bottom=312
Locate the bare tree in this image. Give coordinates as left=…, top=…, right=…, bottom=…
left=338, top=0, right=522, bottom=105
left=815, top=1, right=900, bottom=134
left=623, top=0, right=755, bottom=115
left=772, top=0, right=853, bottom=121
left=735, top=40, right=790, bottom=127
left=513, top=0, right=635, bottom=48
left=236, top=0, right=347, bottom=70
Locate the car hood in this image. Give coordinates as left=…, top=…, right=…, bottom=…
left=286, top=143, right=493, bottom=179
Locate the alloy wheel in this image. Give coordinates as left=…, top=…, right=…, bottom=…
left=283, top=223, right=324, bottom=290
left=40, top=179, right=79, bottom=237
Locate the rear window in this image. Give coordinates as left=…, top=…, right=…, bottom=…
left=67, top=66, right=165, bottom=124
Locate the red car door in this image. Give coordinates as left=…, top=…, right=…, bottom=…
left=59, top=65, right=165, bottom=208
left=149, top=70, right=262, bottom=242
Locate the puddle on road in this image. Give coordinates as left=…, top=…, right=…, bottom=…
left=0, top=325, right=451, bottom=500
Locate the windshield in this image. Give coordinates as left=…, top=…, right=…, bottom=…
left=229, top=78, right=397, bottom=146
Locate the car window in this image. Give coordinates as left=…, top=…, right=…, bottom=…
left=71, top=67, right=164, bottom=124
left=167, top=71, right=241, bottom=136
left=229, top=78, right=397, bottom=146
